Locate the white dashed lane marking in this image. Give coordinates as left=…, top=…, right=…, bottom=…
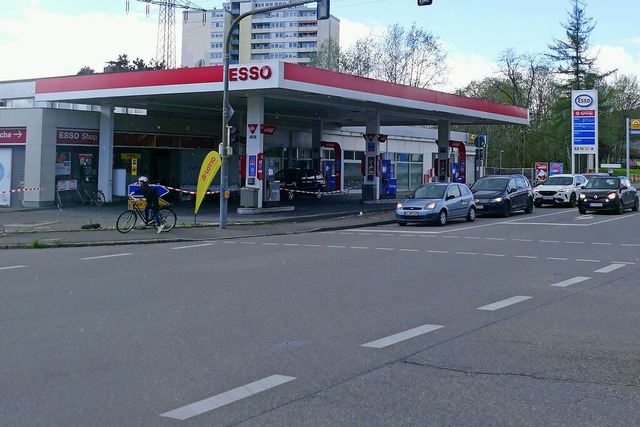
left=0, top=265, right=26, bottom=270
left=594, top=263, right=626, bottom=273
left=477, top=296, right=532, bottom=311
left=550, top=276, right=591, bottom=288
left=361, top=324, right=444, bottom=349
left=160, top=375, right=296, bottom=420
left=81, top=253, right=131, bottom=260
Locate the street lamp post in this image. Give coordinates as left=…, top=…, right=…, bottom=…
left=219, top=0, right=324, bottom=229
left=499, top=150, right=504, bottom=172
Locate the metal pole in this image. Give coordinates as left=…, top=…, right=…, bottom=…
left=219, top=0, right=320, bottom=229
left=626, top=118, right=630, bottom=178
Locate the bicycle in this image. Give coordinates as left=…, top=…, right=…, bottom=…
left=116, top=196, right=176, bottom=233
left=77, top=187, right=105, bottom=207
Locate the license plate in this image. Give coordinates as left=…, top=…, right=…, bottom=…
left=543, top=196, right=553, bottom=200
left=405, top=211, right=419, bottom=216
left=476, top=205, right=484, bottom=209
left=590, top=202, right=603, bottom=207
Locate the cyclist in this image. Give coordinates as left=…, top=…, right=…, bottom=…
left=136, top=176, right=163, bottom=233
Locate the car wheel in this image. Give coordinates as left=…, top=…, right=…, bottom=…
left=616, top=200, right=624, bottom=215
left=524, top=198, right=534, bottom=214
left=501, top=201, right=511, bottom=218
left=438, top=210, right=447, bottom=226
left=633, top=197, right=639, bottom=212
left=578, top=207, right=587, bottom=214
left=534, top=200, right=542, bottom=208
left=568, top=193, right=577, bottom=207
left=466, top=206, right=476, bottom=222
left=398, top=221, right=407, bottom=226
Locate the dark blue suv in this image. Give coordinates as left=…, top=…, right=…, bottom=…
left=470, top=174, right=534, bottom=217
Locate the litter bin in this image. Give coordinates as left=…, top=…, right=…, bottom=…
left=240, top=187, right=259, bottom=207
left=361, top=183, right=376, bottom=201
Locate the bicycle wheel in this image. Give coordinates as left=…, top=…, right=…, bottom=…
left=93, top=191, right=105, bottom=207
left=158, top=208, right=176, bottom=232
left=0, top=223, right=5, bottom=237
left=116, top=210, right=137, bottom=233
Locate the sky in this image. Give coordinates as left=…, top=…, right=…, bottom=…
left=0, top=0, right=638, bottom=92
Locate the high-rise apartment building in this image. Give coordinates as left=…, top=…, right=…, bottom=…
left=182, top=0, right=339, bottom=67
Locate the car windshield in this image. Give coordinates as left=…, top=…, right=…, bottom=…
left=585, top=177, right=619, bottom=189
left=544, top=176, right=572, bottom=185
left=411, top=185, right=446, bottom=199
left=471, top=178, right=508, bottom=191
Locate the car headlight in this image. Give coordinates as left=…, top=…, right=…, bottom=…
left=579, top=193, right=586, bottom=199
left=533, top=188, right=539, bottom=193
left=425, top=202, right=436, bottom=210
left=396, top=202, right=403, bottom=209
left=607, top=193, right=618, bottom=200
left=491, top=197, right=503, bottom=203
left=558, top=187, right=570, bottom=193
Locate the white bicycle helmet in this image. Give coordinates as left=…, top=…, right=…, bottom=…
left=138, top=176, right=149, bottom=182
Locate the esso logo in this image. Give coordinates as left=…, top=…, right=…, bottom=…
left=229, top=65, right=272, bottom=82
left=575, top=94, right=593, bottom=107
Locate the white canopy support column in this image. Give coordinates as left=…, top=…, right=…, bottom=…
left=98, top=103, right=114, bottom=202
left=245, top=94, right=265, bottom=207
left=362, top=112, right=381, bottom=201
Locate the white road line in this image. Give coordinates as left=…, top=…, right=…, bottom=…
left=327, top=245, right=346, bottom=249
left=283, top=243, right=300, bottom=246
left=456, top=251, right=478, bottom=255
left=303, top=244, right=323, bottom=247
left=594, top=263, right=626, bottom=273
left=261, top=242, right=279, bottom=246
left=539, top=240, right=559, bottom=243
left=427, top=250, right=448, bottom=254
left=442, top=236, right=459, bottom=239
left=477, top=296, right=532, bottom=311
left=171, top=243, right=214, bottom=250
left=374, top=247, right=394, bottom=251
left=399, top=248, right=420, bottom=252
left=576, top=259, right=600, bottom=263
left=590, top=242, right=612, bottom=246
left=361, top=324, right=443, bottom=348
left=515, top=255, right=538, bottom=259
left=241, top=242, right=257, bottom=245
left=611, top=261, right=635, bottom=265
left=621, top=243, right=640, bottom=247
left=550, top=276, right=590, bottom=288
left=484, top=237, right=506, bottom=241
left=565, top=241, right=585, bottom=244
left=0, top=265, right=26, bottom=271
left=160, top=375, right=296, bottom=420
left=513, top=238, right=533, bottom=242
left=546, top=257, right=568, bottom=261
left=465, top=236, right=482, bottom=240
left=350, top=246, right=369, bottom=249
left=81, top=253, right=131, bottom=260
left=483, top=253, right=506, bottom=257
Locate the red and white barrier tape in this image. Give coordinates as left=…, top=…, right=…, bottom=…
left=0, top=187, right=46, bottom=194
left=164, top=186, right=219, bottom=195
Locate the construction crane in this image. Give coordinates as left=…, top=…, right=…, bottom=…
left=126, top=0, right=206, bottom=69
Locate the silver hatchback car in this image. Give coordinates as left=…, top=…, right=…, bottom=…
left=396, top=182, right=476, bottom=226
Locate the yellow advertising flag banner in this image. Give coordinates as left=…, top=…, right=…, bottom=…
left=195, top=151, right=221, bottom=214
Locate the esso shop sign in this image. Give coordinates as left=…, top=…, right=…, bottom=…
left=229, top=65, right=272, bottom=82
left=574, top=94, right=593, bottom=108
left=57, top=129, right=99, bottom=144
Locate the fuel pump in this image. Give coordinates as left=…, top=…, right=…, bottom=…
left=263, top=159, right=280, bottom=205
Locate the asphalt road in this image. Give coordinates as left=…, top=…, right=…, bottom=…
left=1, top=206, right=639, bottom=426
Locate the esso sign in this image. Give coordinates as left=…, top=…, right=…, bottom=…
left=229, top=65, right=272, bottom=82
left=575, top=94, right=593, bottom=107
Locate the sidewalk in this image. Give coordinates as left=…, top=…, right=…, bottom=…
left=0, top=193, right=398, bottom=249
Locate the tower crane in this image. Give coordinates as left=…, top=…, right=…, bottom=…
left=126, top=0, right=206, bottom=69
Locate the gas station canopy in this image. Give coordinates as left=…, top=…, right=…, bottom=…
left=35, top=61, right=529, bottom=128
